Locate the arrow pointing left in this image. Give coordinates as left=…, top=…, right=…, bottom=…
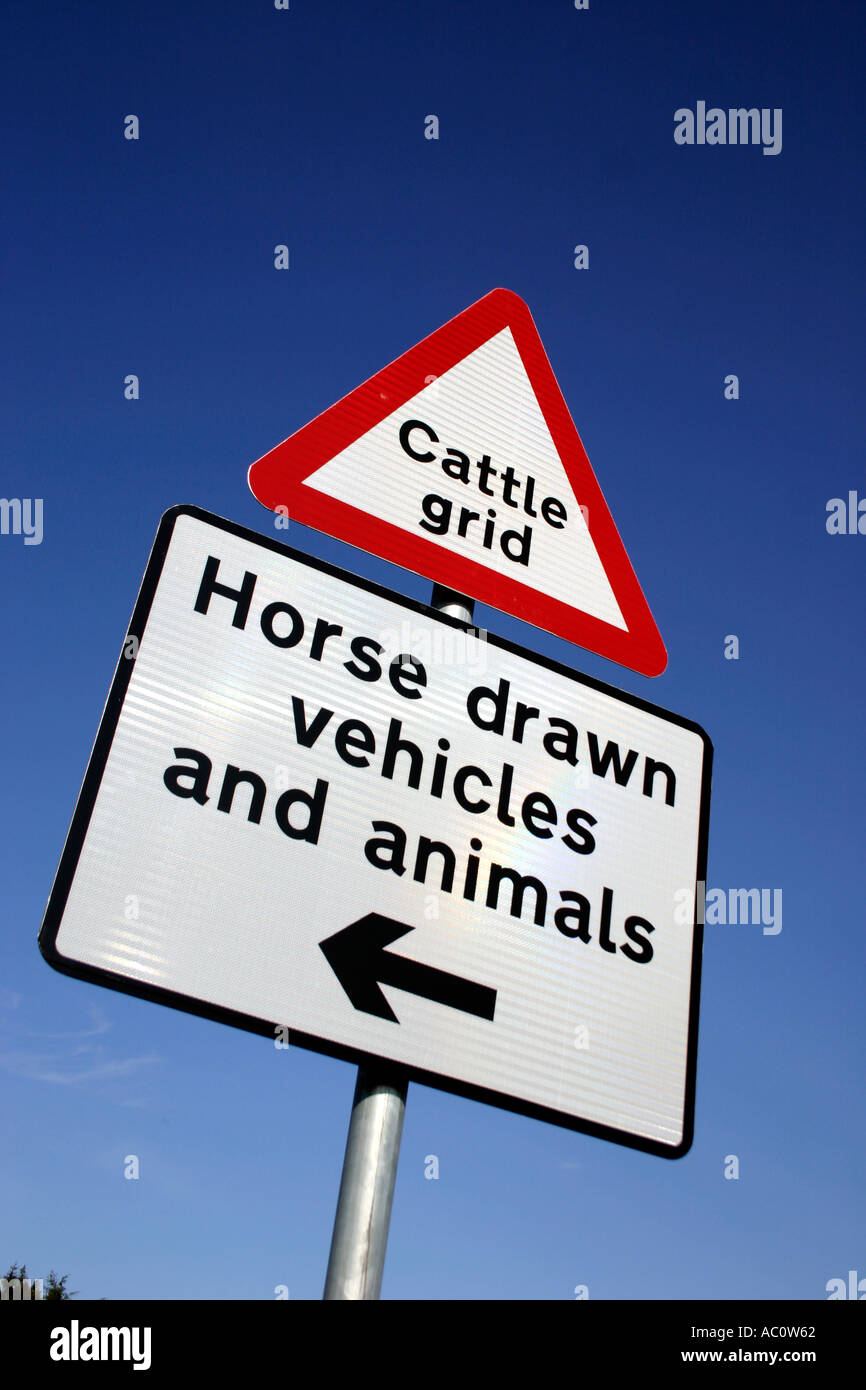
left=319, top=913, right=497, bottom=1025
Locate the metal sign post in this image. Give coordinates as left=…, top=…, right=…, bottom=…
left=323, top=585, right=475, bottom=1301
left=321, top=1066, right=408, bottom=1300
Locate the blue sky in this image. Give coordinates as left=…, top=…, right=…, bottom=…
left=2, top=0, right=864, bottom=1299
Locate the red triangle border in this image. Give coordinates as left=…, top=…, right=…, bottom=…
left=248, top=288, right=667, bottom=677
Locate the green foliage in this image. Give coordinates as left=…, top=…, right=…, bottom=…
left=3, top=1263, right=76, bottom=1298
left=45, top=1270, right=74, bottom=1300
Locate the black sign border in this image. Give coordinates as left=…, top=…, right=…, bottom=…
left=39, top=504, right=713, bottom=1159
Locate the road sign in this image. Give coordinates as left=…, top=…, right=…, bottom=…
left=40, top=506, right=710, bottom=1156
left=247, top=289, right=667, bottom=677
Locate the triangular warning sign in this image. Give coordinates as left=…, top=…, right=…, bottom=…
left=248, top=288, right=667, bottom=676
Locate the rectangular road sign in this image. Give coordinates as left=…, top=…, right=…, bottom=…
left=40, top=506, right=711, bottom=1156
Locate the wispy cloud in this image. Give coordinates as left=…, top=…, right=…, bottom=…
left=0, top=999, right=162, bottom=1090
left=20, top=1001, right=112, bottom=1041
left=0, top=1050, right=161, bottom=1086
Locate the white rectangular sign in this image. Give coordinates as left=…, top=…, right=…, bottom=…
left=40, top=507, right=711, bottom=1155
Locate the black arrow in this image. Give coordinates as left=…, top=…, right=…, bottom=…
left=319, top=913, right=497, bottom=1024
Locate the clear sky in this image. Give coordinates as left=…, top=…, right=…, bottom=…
left=2, top=0, right=864, bottom=1300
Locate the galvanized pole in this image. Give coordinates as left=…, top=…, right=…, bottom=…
left=429, top=583, right=475, bottom=626
left=322, top=584, right=475, bottom=1301
left=322, top=1064, right=408, bottom=1300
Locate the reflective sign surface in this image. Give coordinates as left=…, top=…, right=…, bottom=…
left=40, top=507, right=711, bottom=1155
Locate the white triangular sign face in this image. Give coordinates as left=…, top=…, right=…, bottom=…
left=304, top=327, right=627, bottom=630
left=249, top=289, right=667, bottom=675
